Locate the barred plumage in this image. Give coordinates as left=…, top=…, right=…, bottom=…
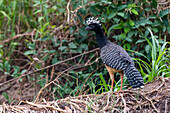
left=85, top=17, right=144, bottom=90
left=100, top=42, right=134, bottom=70
left=124, top=64, right=144, bottom=88
left=100, top=41, right=144, bottom=88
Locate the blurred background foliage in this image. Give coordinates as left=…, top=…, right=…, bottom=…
left=0, top=0, right=169, bottom=104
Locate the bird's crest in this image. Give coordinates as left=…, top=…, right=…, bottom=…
left=86, top=17, right=101, bottom=26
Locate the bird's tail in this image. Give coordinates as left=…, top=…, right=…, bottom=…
left=124, top=64, right=144, bottom=89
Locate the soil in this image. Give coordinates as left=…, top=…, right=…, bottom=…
left=0, top=77, right=170, bottom=113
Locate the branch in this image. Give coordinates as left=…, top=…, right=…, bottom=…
left=0, top=48, right=99, bottom=87
left=0, top=29, right=35, bottom=45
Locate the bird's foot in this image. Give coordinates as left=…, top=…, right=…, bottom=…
left=114, top=89, right=123, bottom=94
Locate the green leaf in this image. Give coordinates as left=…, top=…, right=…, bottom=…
left=58, top=46, right=67, bottom=51
left=21, top=70, right=27, bottom=74
left=79, top=37, right=87, bottom=43
left=52, top=58, right=59, bottom=64
left=148, top=28, right=157, bottom=61
left=111, top=4, right=116, bottom=8
left=0, top=11, right=11, bottom=20
left=3, top=92, right=9, bottom=100
left=127, top=3, right=137, bottom=9
left=77, top=47, right=82, bottom=53
left=0, top=49, right=3, bottom=58
left=123, top=43, right=131, bottom=49
left=27, top=43, right=35, bottom=50
left=101, top=0, right=112, bottom=4
left=0, top=62, right=3, bottom=71
left=159, top=9, right=169, bottom=18
left=42, top=50, right=56, bottom=53
left=129, top=20, right=135, bottom=26
left=117, top=12, right=124, bottom=18
left=136, top=39, right=145, bottom=44
left=80, top=44, right=88, bottom=50
left=0, top=0, right=3, bottom=5
left=153, top=20, right=161, bottom=26
left=71, top=50, right=77, bottom=53
left=136, top=19, right=152, bottom=27
left=12, top=66, right=20, bottom=77
left=24, top=50, right=36, bottom=55
left=108, top=25, right=116, bottom=36
left=149, top=14, right=157, bottom=19
left=162, top=18, right=168, bottom=26
left=5, top=61, right=10, bottom=72
left=117, top=5, right=127, bottom=11
left=101, top=13, right=107, bottom=23
left=167, top=26, right=170, bottom=34
left=38, top=17, right=44, bottom=22
left=145, top=19, right=152, bottom=25
left=145, top=29, right=150, bottom=37
left=40, top=35, right=50, bottom=41
left=112, top=34, right=121, bottom=40
left=69, top=26, right=74, bottom=34
left=89, top=6, right=100, bottom=15
left=108, top=24, right=123, bottom=35
left=145, top=7, right=151, bottom=11
left=34, top=10, right=41, bottom=14
left=163, top=26, right=166, bottom=32
left=113, top=24, right=123, bottom=29
left=108, top=12, right=116, bottom=19
left=113, top=18, right=120, bottom=23
left=153, top=28, right=159, bottom=33
left=120, top=33, right=126, bottom=39
left=0, top=45, right=3, bottom=48
left=128, top=30, right=135, bottom=38
left=131, top=8, right=138, bottom=15
left=125, top=37, right=132, bottom=42
left=79, top=27, right=88, bottom=36
left=145, top=45, right=151, bottom=54
left=151, top=0, right=157, bottom=8
left=69, top=42, right=77, bottom=49
left=124, top=27, right=130, bottom=33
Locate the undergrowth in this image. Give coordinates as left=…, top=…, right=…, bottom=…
left=0, top=0, right=169, bottom=104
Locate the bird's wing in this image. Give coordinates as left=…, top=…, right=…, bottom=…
left=100, top=42, right=134, bottom=70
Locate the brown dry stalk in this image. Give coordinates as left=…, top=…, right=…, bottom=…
left=22, top=100, right=67, bottom=112
left=0, top=29, right=36, bottom=45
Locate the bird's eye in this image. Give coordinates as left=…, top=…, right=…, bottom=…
left=90, top=25, right=95, bottom=28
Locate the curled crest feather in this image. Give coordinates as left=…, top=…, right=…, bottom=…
left=86, top=17, right=101, bottom=26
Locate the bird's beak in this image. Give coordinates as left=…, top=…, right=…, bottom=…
left=85, top=26, right=92, bottom=30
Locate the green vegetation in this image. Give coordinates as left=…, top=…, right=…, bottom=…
left=0, top=0, right=169, bottom=103
left=135, top=28, right=170, bottom=82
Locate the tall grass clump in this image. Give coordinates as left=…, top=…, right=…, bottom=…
left=135, top=28, right=170, bottom=82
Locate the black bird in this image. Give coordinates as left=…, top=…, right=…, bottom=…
left=85, top=17, right=144, bottom=91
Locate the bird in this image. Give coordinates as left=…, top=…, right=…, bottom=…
left=85, top=17, right=144, bottom=91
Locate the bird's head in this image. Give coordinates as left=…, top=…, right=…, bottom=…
left=85, top=17, right=102, bottom=32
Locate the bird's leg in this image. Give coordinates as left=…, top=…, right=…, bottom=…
left=114, top=71, right=124, bottom=94
left=105, top=65, right=115, bottom=92
left=119, top=71, right=124, bottom=91
left=110, top=74, right=114, bottom=92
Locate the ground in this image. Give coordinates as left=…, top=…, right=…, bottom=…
left=0, top=77, right=169, bottom=113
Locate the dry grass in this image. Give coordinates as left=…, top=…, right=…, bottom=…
left=1, top=77, right=170, bottom=113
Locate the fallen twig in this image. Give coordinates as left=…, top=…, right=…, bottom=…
left=144, top=77, right=165, bottom=94
left=22, top=100, right=66, bottom=112
left=140, top=92, right=160, bottom=113
left=121, top=94, right=129, bottom=113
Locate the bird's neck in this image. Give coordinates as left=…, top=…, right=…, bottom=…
left=95, top=30, right=108, bottom=48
